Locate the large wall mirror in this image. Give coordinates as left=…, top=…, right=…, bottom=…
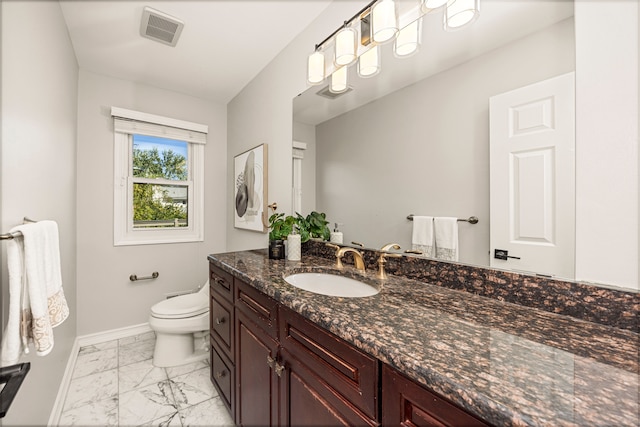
left=292, top=0, right=637, bottom=288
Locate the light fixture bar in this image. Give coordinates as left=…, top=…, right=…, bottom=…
left=313, top=0, right=378, bottom=52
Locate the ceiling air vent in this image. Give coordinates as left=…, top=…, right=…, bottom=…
left=316, top=85, right=353, bottom=100
left=140, top=7, right=184, bottom=47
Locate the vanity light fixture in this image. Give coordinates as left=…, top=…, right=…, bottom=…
left=358, top=45, right=380, bottom=78
left=307, top=50, right=325, bottom=85
left=422, top=0, right=448, bottom=11
left=335, top=24, right=358, bottom=66
left=330, top=66, right=349, bottom=93
left=371, top=0, right=399, bottom=44
left=394, top=19, right=421, bottom=57
left=444, top=0, right=480, bottom=31
left=305, top=0, right=480, bottom=87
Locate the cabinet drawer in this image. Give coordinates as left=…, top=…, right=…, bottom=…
left=210, top=293, right=234, bottom=361
left=210, top=263, right=234, bottom=302
left=235, top=279, right=278, bottom=340
left=382, top=364, right=489, bottom=426
left=279, top=305, right=379, bottom=421
left=210, top=344, right=234, bottom=416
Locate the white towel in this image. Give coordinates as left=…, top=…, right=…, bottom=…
left=434, top=217, right=459, bottom=261
left=411, top=216, right=434, bottom=257
left=1, top=221, right=69, bottom=365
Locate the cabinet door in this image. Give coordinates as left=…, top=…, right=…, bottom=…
left=279, top=306, right=379, bottom=426
left=279, top=346, right=378, bottom=427
left=235, top=309, right=280, bottom=426
left=382, top=365, right=489, bottom=427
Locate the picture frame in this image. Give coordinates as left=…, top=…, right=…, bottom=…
left=234, top=144, right=268, bottom=232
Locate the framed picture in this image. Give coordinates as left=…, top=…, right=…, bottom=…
left=234, top=144, right=268, bottom=232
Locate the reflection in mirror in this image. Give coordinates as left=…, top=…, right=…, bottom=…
left=294, top=1, right=577, bottom=276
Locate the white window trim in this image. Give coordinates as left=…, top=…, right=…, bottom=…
left=112, top=108, right=206, bottom=246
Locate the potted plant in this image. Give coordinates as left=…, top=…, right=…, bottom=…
left=268, top=213, right=295, bottom=259
left=295, top=211, right=331, bottom=242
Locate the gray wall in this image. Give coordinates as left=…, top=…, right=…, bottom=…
left=314, top=19, right=575, bottom=265
left=226, top=1, right=363, bottom=252
left=76, top=70, right=227, bottom=335
left=0, top=1, right=78, bottom=424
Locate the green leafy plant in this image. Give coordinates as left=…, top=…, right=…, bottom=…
left=268, top=213, right=296, bottom=241
left=295, top=211, right=331, bottom=242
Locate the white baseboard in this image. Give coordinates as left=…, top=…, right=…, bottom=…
left=76, top=322, right=152, bottom=348
left=48, top=323, right=152, bottom=426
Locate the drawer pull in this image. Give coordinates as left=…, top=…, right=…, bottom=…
left=215, top=370, right=227, bottom=379
left=275, top=362, right=285, bottom=377
left=214, top=277, right=226, bottom=286
left=215, top=317, right=226, bottom=325
left=266, top=355, right=275, bottom=369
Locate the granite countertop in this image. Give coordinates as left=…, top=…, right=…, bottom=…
left=208, top=249, right=639, bottom=427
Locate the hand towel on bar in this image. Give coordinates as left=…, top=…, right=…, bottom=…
left=1, top=220, right=69, bottom=365
left=411, top=216, right=434, bottom=257
left=434, top=217, right=459, bottom=261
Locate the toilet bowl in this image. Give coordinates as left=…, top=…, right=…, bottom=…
left=149, top=281, right=210, bottom=367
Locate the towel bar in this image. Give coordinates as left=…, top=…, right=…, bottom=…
left=406, top=214, right=478, bottom=224
left=0, top=217, right=38, bottom=240
left=129, top=272, right=160, bottom=282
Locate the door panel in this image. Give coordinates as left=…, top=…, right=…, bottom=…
left=490, top=72, right=575, bottom=278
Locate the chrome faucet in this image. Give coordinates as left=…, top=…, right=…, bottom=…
left=377, top=243, right=402, bottom=279
left=326, top=243, right=366, bottom=271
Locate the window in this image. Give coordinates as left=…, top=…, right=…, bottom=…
left=112, top=107, right=207, bottom=245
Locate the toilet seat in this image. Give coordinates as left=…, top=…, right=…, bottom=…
left=151, top=292, right=208, bottom=319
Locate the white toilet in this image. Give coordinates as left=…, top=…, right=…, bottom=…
left=149, top=281, right=210, bottom=367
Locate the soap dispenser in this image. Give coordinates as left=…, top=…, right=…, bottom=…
left=288, top=226, right=302, bottom=261
left=330, top=223, right=343, bottom=244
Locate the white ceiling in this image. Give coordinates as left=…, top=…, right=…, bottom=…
left=59, top=0, right=333, bottom=104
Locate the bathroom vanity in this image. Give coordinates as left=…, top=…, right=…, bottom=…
left=207, top=246, right=638, bottom=426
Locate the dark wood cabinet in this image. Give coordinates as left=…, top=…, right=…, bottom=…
left=382, top=365, right=490, bottom=427
left=209, top=265, right=236, bottom=420
left=278, top=306, right=379, bottom=426
left=234, top=280, right=280, bottom=426
left=209, top=260, right=491, bottom=427
left=235, top=309, right=280, bottom=426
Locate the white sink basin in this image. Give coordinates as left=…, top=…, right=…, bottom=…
left=284, top=272, right=379, bottom=297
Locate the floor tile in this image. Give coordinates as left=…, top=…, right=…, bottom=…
left=63, top=368, right=118, bottom=412
left=119, top=338, right=156, bottom=367
left=78, top=340, right=118, bottom=355
left=59, top=330, right=236, bottom=427
left=118, top=380, right=177, bottom=426
left=169, top=367, right=218, bottom=410
left=119, top=359, right=168, bottom=394
left=72, top=347, right=118, bottom=379
left=138, top=411, right=182, bottom=427
left=178, top=397, right=234, bottom=426
left=118, top=331, right=156, bottom=347
left=58, top=397, right=118, bottom=426
left=165, top=359, right=208, bottom=379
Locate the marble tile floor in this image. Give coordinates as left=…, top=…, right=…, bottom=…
left=58, top=331, right=234, bottom=426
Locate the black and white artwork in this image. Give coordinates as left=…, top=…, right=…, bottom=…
left=234, top=144, right=267, bottom=232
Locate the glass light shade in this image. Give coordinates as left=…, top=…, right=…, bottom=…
left=372, top=0, right=398, bottom=44
left=422, top=0, right=448, bottom=10
left=334, top=27, right=358, bottom=66
left=394, top=20, right=421, bottom=57
left=307, top=51, right=325, bottom=85
left=330, top=66, right=348, bottom=93
left=444, top=0, right=480, bottom=31
left=358, top=46, right=380, bottom=78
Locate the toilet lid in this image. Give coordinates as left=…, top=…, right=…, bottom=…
left=151, top=292, right=208, bottom=319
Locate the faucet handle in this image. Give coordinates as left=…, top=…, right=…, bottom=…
left=325, top=243, right=340, bottom=251
left=380, top=242, right=401, bottom=252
